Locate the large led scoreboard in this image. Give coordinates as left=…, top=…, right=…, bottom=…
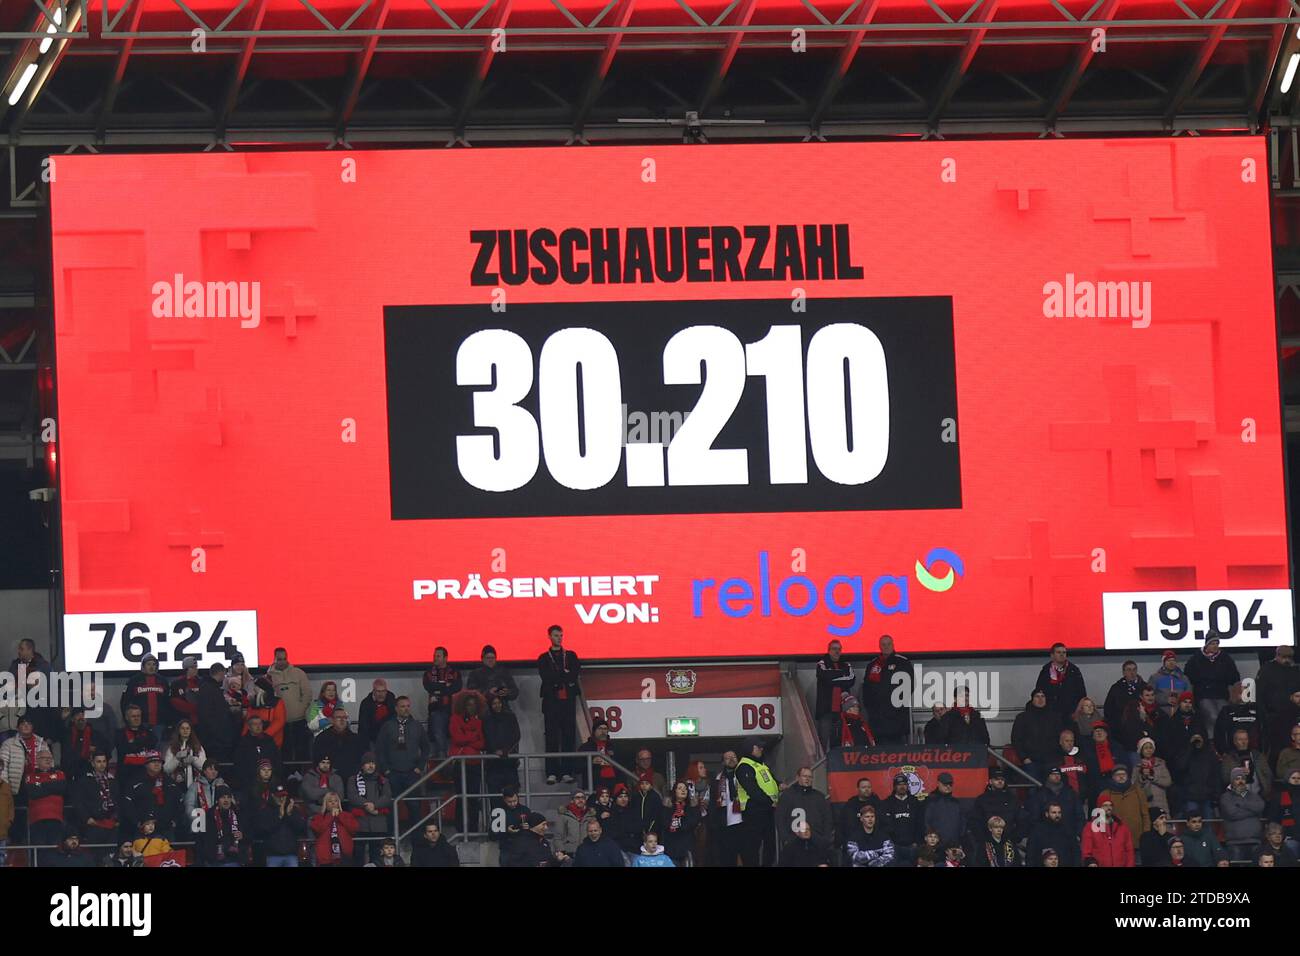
left=50, top=139, right=1292, bottom=669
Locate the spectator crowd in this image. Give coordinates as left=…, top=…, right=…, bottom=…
left=1, top=629, right=1298, bottom=868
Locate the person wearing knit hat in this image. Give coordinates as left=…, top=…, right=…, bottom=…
left=504, top=810, right=571, bottom=867
left=837, top=694, right=876, bottom=748
left=1220, top=764, right=1266, bottom=861
left=1149, top=651, right=1191, bottom=716
left=1134, top=736, right=1171, bottom=819
left=1040, top=847, right=1060, bottom=867
left=346, top=751, right=393, bottom=864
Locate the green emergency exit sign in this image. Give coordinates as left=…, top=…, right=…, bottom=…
left=666, top=717, right=700, bottom=737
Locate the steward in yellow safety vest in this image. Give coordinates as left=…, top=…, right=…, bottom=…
left=735, top=738, right=779, bottom=813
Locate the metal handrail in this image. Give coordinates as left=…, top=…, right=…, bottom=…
left=391, top=750, right=639, bottom=845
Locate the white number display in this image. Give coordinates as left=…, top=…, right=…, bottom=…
left=453, top=321, right=891, bottom=492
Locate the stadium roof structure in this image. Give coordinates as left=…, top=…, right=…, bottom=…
left=0, top=0, right=1297, bottom=152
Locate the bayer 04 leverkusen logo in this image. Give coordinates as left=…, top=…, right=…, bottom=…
left=665, top=669, right=698, bottom=695
left=890, top=765, right=927, bottom=797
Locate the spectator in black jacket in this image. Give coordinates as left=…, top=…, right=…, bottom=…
left=411, top=821, right=460, bottom=867
left=574, top=818, right=626, bottom=867
left=1035, top=643, right=1088, bottom=719
left=970, top=770, right=1024, bottom=844
left=814, top=639, right=856, bottom=751
left=422, top=646, right=461, bottom=759
left=263, top=788, right=308, bottom=867
left=608, top=783, right=642, bottom=857
left=508, top=812, right=570, bottom=867
left=1026, top=801, right=1080, bottom=867
left=113, top=705, right=159, bottom=789
left=466, top=645, right=519, bottom=706
left=45, top=829, right=96, bottom=868
left=1011, top=690, right=1063, bottom=781
left=121, top=655, right=172, bottom=733
left=232, top=714, right=281, bottom=789
left=199, top=786, right=244, bottom=867
left=1185, top=635, right=1241, bottom=731
left=1257, top=646, right=1300, bottom=747
left=123, top=753, right=180, bottom=842
left=1026, top=766, right=1083, bottom=835
left=1102, top=661, right=1148, bottom=730
left=780, top=819, right=833, bottom=867
left=61, top=708, right=110, bottom=776
left=537, top=624, right=581, bottom=784
left=196, top=663, right=238, bottom=763
left=877, top=773, right=922, bottom=862
left=839, top=777, right=880, bottom=842
left=1214, top=683, right=1260, bottom=753
left=923, top=772, right=966, bottom=846
left=483, top=694, right=521, bottom=794
left=491, top=785, right=534, bottom=866
left=71, top=753, right=120, bottom=840
left=662, top=780, right=701, bottom=864
left=941, top=688, right=991, bottom=746
left=1139, top=810, right=1173, bottom=867
left=579, top=720, right=621, bottom=792
left=357, top=679, right=397, bottom=747
left=313, top=708, right=366, bottom=780
left=9, top=639, right=58, bottom=738
left=923, top=705, right=948, bottom=745
left=861, top=635, right=914, bottom=745
left=1178, top=732, right=1221, bottom=819
left=775, top=766, right=834, bottom=844
left=835, top=695, right=876, bottom=749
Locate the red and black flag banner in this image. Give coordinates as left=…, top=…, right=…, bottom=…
left=828, top=745, right=988, bottom=801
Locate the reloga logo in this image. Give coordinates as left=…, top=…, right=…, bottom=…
left=1042, top=273, right=1151, bottom=328
left=151, top=273, right=262, bottom=328
left=691, top=547, right=964, bottom=637
left=50, top=887, right=151, bottom=936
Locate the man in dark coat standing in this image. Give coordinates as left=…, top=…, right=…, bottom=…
left=537, top=624, right=581, bottom=785
left=1035, top=643, right=1088, bottom=720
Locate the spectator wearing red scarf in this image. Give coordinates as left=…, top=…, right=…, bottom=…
left=310, top=791, right=358, bottom=866
left=555, top=787, right=596, bottom=855
left=60, top=708, right=109, bottom=776
left=121, top=655, right=172, bottom=732
left=662, top=780, right=701, bottom=865
left=71, top=752, right=119, bottom=836
left=861, top=635, right=914, bottom=745
left=167, top=656, right=203, bottom=725
left=0, top=714, right=46, bottom=794
left=579, top=720, right=621, bottom=791
left=306, top=681, right=340, bottom=737
left=358, top=679, right=397, bottom=746
left=838, top=696, right=876, bottom=747
left=1034, top=643, right=1088, bottom=720
left=300, top=754, right=344, bottom=816
left=113, top=705, right=160, bottom=789
left=25, top=749, right=66, bottom=846
left=123, top=751, right=181, bottom=843
left=814, top=639, right=856, bottom=751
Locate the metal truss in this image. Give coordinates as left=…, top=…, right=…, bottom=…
left=0, top=0, right=1294, bottom=149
